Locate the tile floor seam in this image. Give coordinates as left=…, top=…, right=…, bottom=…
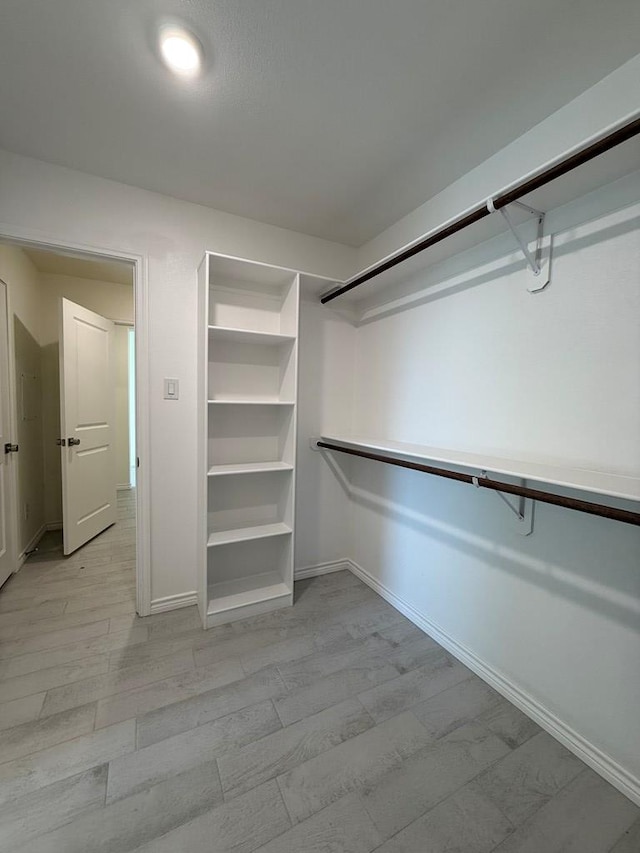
left=0, top=623, right=132, bottom=658
left=421, top=717, right=539, bottom=834
left=0, top=649, right=117, bottom=679
left=367, top=733, right=521, bottom=848
left=275, top=771, right=297, bottom=827
left=605, top=818, right=640, bottom=853
left=37, top=690, right=53, bottom=719
left=270, top=674, right=290, bottom=728
left=37, top=654, right=200, bottom=721
left=0, top=707, right=98, bottom=767
left=482, top=757, right=592, bottom=851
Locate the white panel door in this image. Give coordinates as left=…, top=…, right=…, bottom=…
left=0, top=281, right=16, bottom=587
left=60, top=298, right=116, bottom=555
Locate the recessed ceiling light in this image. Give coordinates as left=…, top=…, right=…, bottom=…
left=159, top=26, right=202, bottom=77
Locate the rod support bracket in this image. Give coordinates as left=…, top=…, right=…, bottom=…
left=473, top=468, right=533, bottom=534
left=492, top=478, right=534, bottom=535
left=487, top=198, right=550, bottom=293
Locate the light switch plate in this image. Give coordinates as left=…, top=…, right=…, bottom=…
left=164, top=378, right=179, bottom=400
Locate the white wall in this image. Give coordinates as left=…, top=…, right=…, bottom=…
left=295, top=298, right=356, bottom=572
left=0, top=245, right=42, bottom=342
left=0, top=149, right=357, bottom=605
left=38, top=273, right=134, bottom=345
left=346, top=179, right=640, bottom=801
left=13, top=316, right=45, bottom=552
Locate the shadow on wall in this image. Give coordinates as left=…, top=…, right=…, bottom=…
left=13, top=316, right=45, bottom=551
left=347, top=459, right=640, bottom=633
left=295, top=300, right=353, bottom=567
left=358, top=196, right=640, bottom=328
left=353, top=202, right=640, bottom=476
left=41, top=341, right=62, bottom=525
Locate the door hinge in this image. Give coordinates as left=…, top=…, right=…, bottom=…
left=136, top=456, right=140, bottom=468
left=4, top=443, right=18, bottom=454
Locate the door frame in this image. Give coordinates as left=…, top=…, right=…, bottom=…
left=0, top=229, right=151, bottom=616
left=0, top=277, right=18, bottom=587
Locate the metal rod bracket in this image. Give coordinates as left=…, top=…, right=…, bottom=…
left=487, top=198, right=549, bottom=293
left=472, top=469, right=533, bottom=534
left=309, top=436, right=323, bottom=451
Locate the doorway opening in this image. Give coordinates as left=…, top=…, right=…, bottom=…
left=0, top=240, right=144, bottom=614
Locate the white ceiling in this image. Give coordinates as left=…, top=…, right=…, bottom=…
left=1, top=1, right=639, bottom=246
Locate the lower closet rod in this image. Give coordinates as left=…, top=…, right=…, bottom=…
left=316, top=441, right=640, bottom=527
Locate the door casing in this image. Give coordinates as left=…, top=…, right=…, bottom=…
left=0, top=279, right=18, bottom=588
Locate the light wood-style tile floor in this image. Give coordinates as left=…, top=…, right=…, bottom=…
left=0, top=490, right=638, bottom=851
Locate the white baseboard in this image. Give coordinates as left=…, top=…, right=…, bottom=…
left=17, top=523, right=47, bottom=563
left=150, top=591, right=198, bottom=614
left=294, top=559, right=351, bottom=581
left=346, top=558, right=640, bottom=807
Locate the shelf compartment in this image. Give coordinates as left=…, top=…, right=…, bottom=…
left=208, top=336, right=296, bottom=403
left=206, top=535, right=293, bottom=626
left=208, top=404, right=294, bottom=468
left=207, top=573, right=291, bottom=618
left=208, top=326, right=296, bottom=346
left=208, top=469, right=293, bottom=536
left=208, top=258, right=297, bottom=336
left=208, top=461, right=294, bottom=476
left=207, top=522, right=292, bottom=547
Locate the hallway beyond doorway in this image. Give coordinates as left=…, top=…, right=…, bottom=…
left=1, top=489, right=136, bottom=621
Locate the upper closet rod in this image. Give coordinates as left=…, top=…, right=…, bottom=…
left=321, top=115, right=640, bottom=304
left=316, top=441, right=640, bottom=527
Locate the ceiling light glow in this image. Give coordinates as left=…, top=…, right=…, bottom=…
left=159, top=27, right=201, bottom=77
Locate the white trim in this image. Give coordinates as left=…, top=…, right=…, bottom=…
left=18, top=522, right=47, bottom=562
left=0, top=227, right=152, bottom=618
left=346, top=557, right=640, bottom=807
left=12, top=522, right=60, bottom=573
left=150, top=591, right=199, bottom=614
left=1, top=276, right=21, bottom=580
left=196, top=256, right=209, bottom=626
left=132, top=254, right=151, bottom=616
left=117, top=484, right=133, bottom=491
left=294, top=560, right=351, bottom=580
left=203, top=249, right=338, bottom=282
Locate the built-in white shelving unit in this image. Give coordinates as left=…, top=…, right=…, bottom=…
left=198, top=253, right=300, bottom=627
